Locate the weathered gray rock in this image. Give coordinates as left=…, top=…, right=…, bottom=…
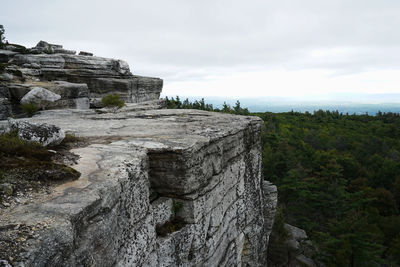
left=285, top=223, right=308, bottom=241
left=4, top=81, right=89, bottom=110
left=0, top=98, right=12, bottom=120
left=20, top=87, right=61, bottom=107
left=295, top=254, right=318, bottom=267
left=282, top=224, right=320, bottom=267
left=32, top=40, right=76, bottom=55
left=33, top=40, right=61, bottom=54
left=0, top=49, right=18, bottom=63
left=8, top=119, right=65, bottom=146
left=11, top=53, right=65, bottom=69
left=4, top=45, right=18, bottom=51
left=263, top=180, right=278, bottom=249
left=112, top=99, right=166, bottom=112
left=0, top=109, right=276, bottom=266
left=134, top=75, right=163, bottom=102
left=79, top=51, right=93, bottom=56
left=0, top=72, right=13, bottom=81
left=49, top=81, right=90, bottom=109
left=22, top=62, right=41, bottom=69
left=8, top=53, right=162, bottom=104
left=54, top=48, right=76, bottom=55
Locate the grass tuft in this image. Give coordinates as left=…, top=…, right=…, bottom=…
left=101, top=94, right=125, bottom=110
left=20, top=103, right=39, bottom=117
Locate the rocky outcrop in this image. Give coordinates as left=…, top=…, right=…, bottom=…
left=284, top=224, right=318, bottom=267
left=0, top=108, right=277, bottom=266
left=0, top=41, right=163, bottom=118
left=0, top=98, right=12, bottom=120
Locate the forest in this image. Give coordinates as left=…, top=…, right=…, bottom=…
left=166, top=97, right=400, bottom=266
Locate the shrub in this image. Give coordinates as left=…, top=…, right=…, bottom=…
left=101, top=94, right=125, bottom=110
left=21, top=103, right=38, bottom=117
left=62, top=133, right=80, bottom=143
left=0, top=130, right=51, bottom=161
left=56, top=133, right=83, bottom=149
left=172, top=201, right=184, bottom=214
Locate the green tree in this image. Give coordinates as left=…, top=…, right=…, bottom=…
left=316, top=209, right=386, bottom=267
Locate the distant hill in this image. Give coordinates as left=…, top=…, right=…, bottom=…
left=163, top=93, right=400, bottom=115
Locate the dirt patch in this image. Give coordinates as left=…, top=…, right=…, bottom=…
left=0, top=132, right=87, bottom=207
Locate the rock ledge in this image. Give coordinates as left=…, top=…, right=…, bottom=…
left=0, top=108, right=277, bottom=266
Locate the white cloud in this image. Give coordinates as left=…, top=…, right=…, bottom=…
left=2, top=0, right=400, bottom=98
left=164, top=68, right=400, bottom=98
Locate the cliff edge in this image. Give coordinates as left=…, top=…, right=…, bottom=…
left=0, top=107, right=277, bottom=266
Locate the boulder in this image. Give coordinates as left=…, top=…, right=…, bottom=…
left=33, top=40, right=63, bottom=54
left=8, top=119, right=65, bottom=147
left=20, top=87, right=61, bottom=107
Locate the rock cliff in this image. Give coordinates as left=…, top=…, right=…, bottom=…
left=0, top=107, right=277, bottom=266
left=0, top=41, right=277, bottom=266
left=0, top=41, right=163, bottom=119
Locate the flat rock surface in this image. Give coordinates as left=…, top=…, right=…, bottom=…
left=1, top=108, right=261, bottom=151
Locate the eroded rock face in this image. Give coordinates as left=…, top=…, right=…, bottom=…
left=9, top=51, right=162, bottom=105
left=0, top=41, right=163, bottom=119
left=0, top=109, right=277, bottom=266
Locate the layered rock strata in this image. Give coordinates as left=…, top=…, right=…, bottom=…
left=0, top=108, right=277, bottom=266
left=0, top=41, right=162, bottom=119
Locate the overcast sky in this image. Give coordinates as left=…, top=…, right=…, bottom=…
left=2, top=0, right=400, bottom=100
